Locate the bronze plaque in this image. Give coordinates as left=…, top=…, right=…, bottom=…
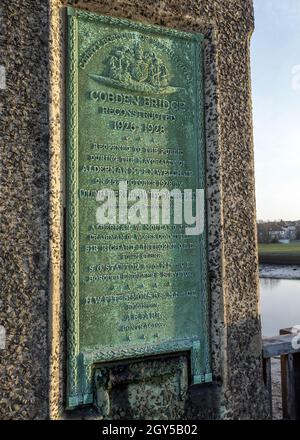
left=66, top=7, right=211, bottom=408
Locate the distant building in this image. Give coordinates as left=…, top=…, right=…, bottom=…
left=268, top=226, right=296, bottom=242
left=285, top=226, right=297, bottom=240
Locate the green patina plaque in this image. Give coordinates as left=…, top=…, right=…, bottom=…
left=66, top=7, right=211, bottom=408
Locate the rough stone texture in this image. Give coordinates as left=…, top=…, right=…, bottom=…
left=0, top=1, right=50, bottom=419
left=0, top=0, right=270, bottom=419
left=95, top=356, right=191, bottom=420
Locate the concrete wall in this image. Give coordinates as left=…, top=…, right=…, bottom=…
left=0, top=0, right=269, bottom=419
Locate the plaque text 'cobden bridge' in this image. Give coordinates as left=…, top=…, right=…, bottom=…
left=66, top=7, right=211, bottom=408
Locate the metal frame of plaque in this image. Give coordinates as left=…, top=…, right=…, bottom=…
left=66, top=6, right=211, bottom=409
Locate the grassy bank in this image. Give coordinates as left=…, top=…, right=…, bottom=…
left=258, top=243, right=300, bottom=265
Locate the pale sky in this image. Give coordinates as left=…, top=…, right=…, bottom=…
left=251, top=0, right=300, bottom=221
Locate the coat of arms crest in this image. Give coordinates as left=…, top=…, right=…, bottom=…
left=89, top=43, right=182, bottom=95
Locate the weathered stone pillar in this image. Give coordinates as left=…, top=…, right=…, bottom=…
left=0, top=0, right=269, bottom=419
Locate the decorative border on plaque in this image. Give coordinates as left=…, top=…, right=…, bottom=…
left=66, top=8, right=80, bottom=408
left=194, top=37, right=212, bottom=382
left=66, top=6, right=212, bottom=409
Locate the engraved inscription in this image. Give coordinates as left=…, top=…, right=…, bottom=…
left=77, top=29, right=204, bottom=346
left=66, top=8, right=210, bottom=408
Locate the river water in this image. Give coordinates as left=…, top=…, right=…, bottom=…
left=259, top=265, right=300, bottom=337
